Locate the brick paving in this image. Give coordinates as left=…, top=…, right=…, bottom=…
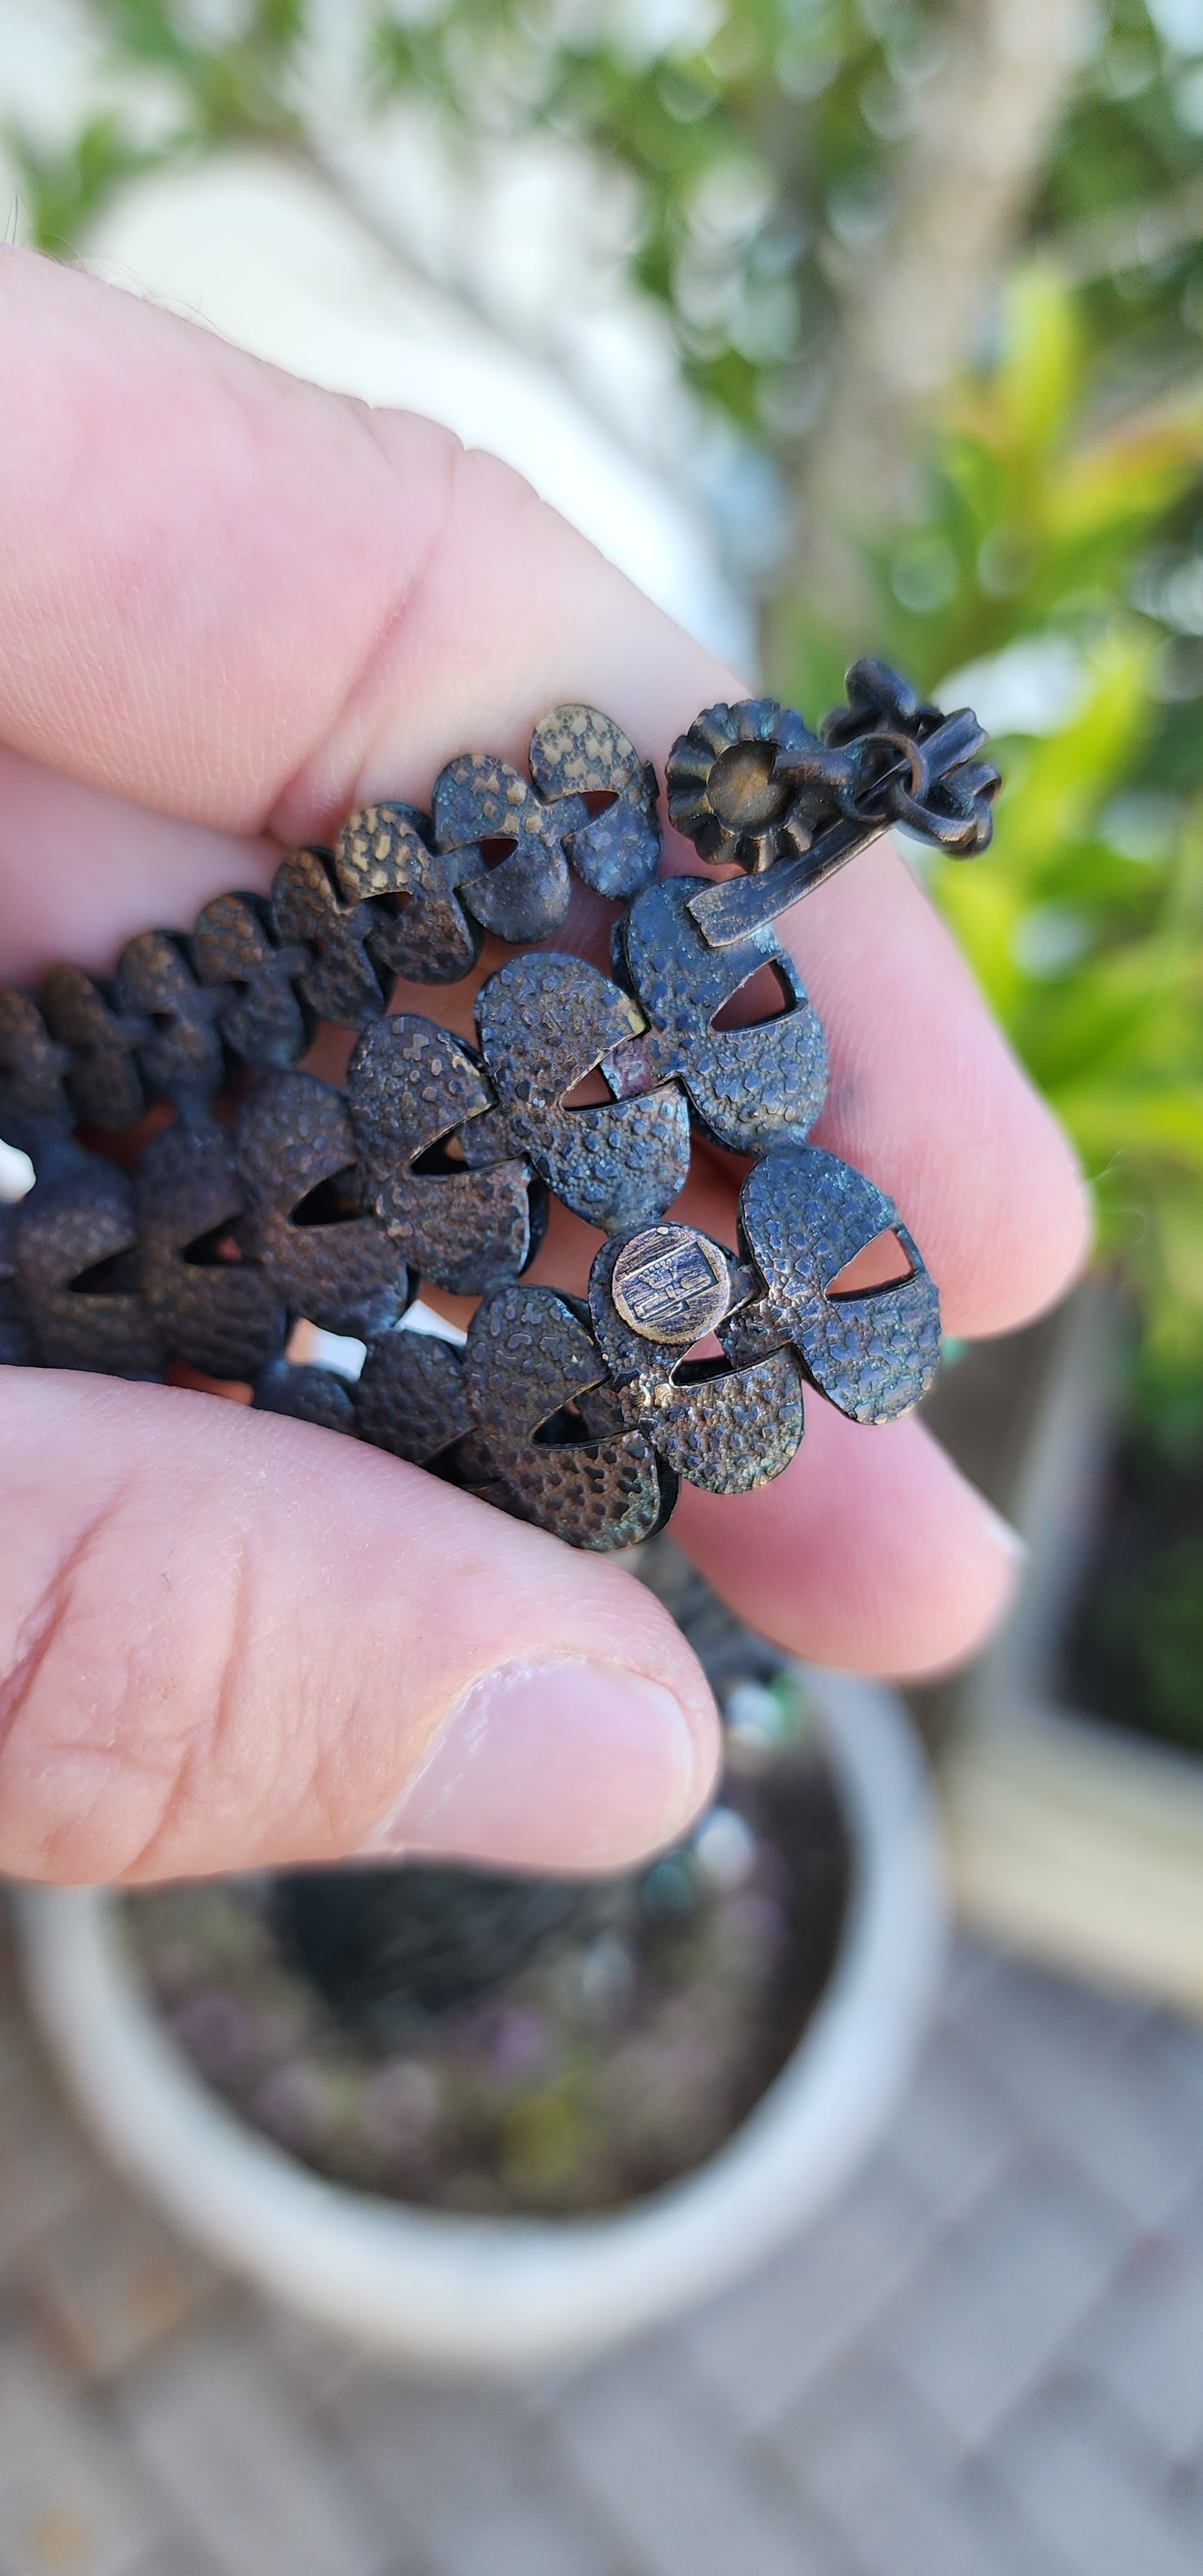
left=2, top=1920, right=1202, bottom=2576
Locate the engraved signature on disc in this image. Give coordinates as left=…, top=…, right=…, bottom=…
left=609, top=1225, right=729, bottom=1345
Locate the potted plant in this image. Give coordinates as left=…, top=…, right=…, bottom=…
left=937, top=1285, right=1203, bottom=2016
left=17, top=1544, right=943, bottom=2371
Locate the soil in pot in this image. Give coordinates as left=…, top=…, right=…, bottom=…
left=1063, top=1420, right=1203, bottom=1752
left=118, top=1548, right=852, bottom=2220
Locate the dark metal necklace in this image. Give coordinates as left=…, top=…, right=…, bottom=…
left=0, top=659, right=997, bottom=1551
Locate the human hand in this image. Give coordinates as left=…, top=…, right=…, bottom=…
left=0, top=249, right=1087, bottom=1887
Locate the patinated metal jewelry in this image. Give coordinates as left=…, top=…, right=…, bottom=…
left=0, top=660, right=997, bottom=1550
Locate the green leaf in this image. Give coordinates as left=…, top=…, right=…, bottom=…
left=4, top=112, right=170, bottom=252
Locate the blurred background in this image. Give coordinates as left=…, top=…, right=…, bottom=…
left=2, top=2, right=1203, bottom=2571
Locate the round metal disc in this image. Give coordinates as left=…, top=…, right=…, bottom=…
left=610, top=1225, right=729, bottom=1345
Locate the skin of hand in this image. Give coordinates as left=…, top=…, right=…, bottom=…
left=0, top=247, right=1090, bottom=1889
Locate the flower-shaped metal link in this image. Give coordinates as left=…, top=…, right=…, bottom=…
left=431, top=753, right=570, bottom=946
left=433, top=707, right=661, bottom=944
left=12, top=1147, right=161, bottom=1377
left=666, top=698, right=840, bottom=876
left=136, top=1117, right=287, bottom=1383
left=269, top=846, right=390, bottom=1030
left=670, top=671, right=1000, bottom=889
left=724, top=1143, right=942, bottom=1424
left=235, top=1071, right=410, bottom=1342
left=473, top=952, right=691, bottom=1236
left=526, top=705, right=661, bottom=900
left=191, top=892, right=312, bottom=1071
left=346, top=1015, right=542, bottom=1296
left=115, top=932, right=226, bottom=1116
left=461, top=1282, right=667, bottom=1550
left=335, top=801, right=482, bottom=988
left=39, top=966, right=147, bottom=1131
left=588, top=1230, right=805, bottom=1499
left=612, top=877, right=828, bottom=1155
left=0, top=987, right=74, bottom=1156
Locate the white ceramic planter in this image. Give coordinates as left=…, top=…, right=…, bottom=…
left=941, top=1286, right=1203, bottom=2015
left=17, top=1667, right=944, bottom=2374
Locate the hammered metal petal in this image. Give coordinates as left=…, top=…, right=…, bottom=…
left=15, top=1151, right=162, bottom=1377
left=39, top=965, right=147, bottom=1130
left=137, top=1118, right=287, bottom=1382
left=433, top=753, right=570, bottom=944
left=0, top=988, right=74, bottom=1155
left=253, top=1357, right=359, bottom=1434
left=115, top=932, right=226, bottom=1114
left=728, top=1143, right=941, bottom=1423
left=336, top=803, right=482, bottom=987
left=235, top=1071, right=410, bottom=1340
left=270, top=847, right=389, bottom=1028
left=528, top=704, right=661, bottom=899
left=191, top=892, right=312, bottom=1071
left=649, top=1350, right=804, bottom=1493
left=614, top=876, right=828, bottom=1154
left=0, top=1203, right=36, bottom=1365
left=346, top=1014, right=539, bottom=1295
left=475, top=952, right=690, bottom=1236
left=464, top=1283, right=668, bottom=1549
left=355, top=1327, right=471, bottom=1466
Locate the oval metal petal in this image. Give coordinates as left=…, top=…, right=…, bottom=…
left=253, top=1359, right=359, bottom=1434
left=648, top=1348, right=804, bottom=1494
left=270, top=848, right=388, bottom=1029
left=336, top=803, right=482, bottom=987
left=529, top=704, right=661, bottom=899
left=730, top=1143, right=941, bottom=1424
left=432, top=753, right=570, bottom=944
left=346, top=1014, right=538, bottom=1296
left=477, top=952, right=690, bottom=1236
left=465, top=1282, right=668, bottom=1549
left=615, top=877, right=828, bottom=1156
left=16, top=1152, right=162, bottom=1377
left=348, top=1326, right=470, bottom=1469
left=136, top=1119, right=286, bottom=1382
left=39, top=965, right=147, bottom=1130
left=236, top=1071, right=410, bottom=1340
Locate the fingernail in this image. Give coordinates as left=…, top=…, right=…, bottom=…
left=365, top=1657, right=711, bottom=1872
left=977, top=1496, right=1030, bottom=1567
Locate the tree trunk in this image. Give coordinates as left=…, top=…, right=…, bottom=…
left=793, top=0, right=1093, bottom=627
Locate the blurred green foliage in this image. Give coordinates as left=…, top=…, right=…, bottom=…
left=365, top=0, right=1203, bottom=459
left=368, top=0, right=920, bottom=431
left=1086, top=1532, right=1203, bottom=1743
left=4, top=0, right=305, bottom=247
left=7, top=0, right=1203, bottom=1411
left=785, top=268, right=1203, bottom=1418
left=1071, top=1426, right=1203, bottom=1741
left=14, top=2, right=1203, bottom=438
left=2, top=112, right=157, bottom=249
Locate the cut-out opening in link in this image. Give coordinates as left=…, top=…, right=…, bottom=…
left=826, top=1229, right=914, bottom=1300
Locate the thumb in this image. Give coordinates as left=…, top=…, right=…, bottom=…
left=0, top=1373, right=719, bottom=1884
